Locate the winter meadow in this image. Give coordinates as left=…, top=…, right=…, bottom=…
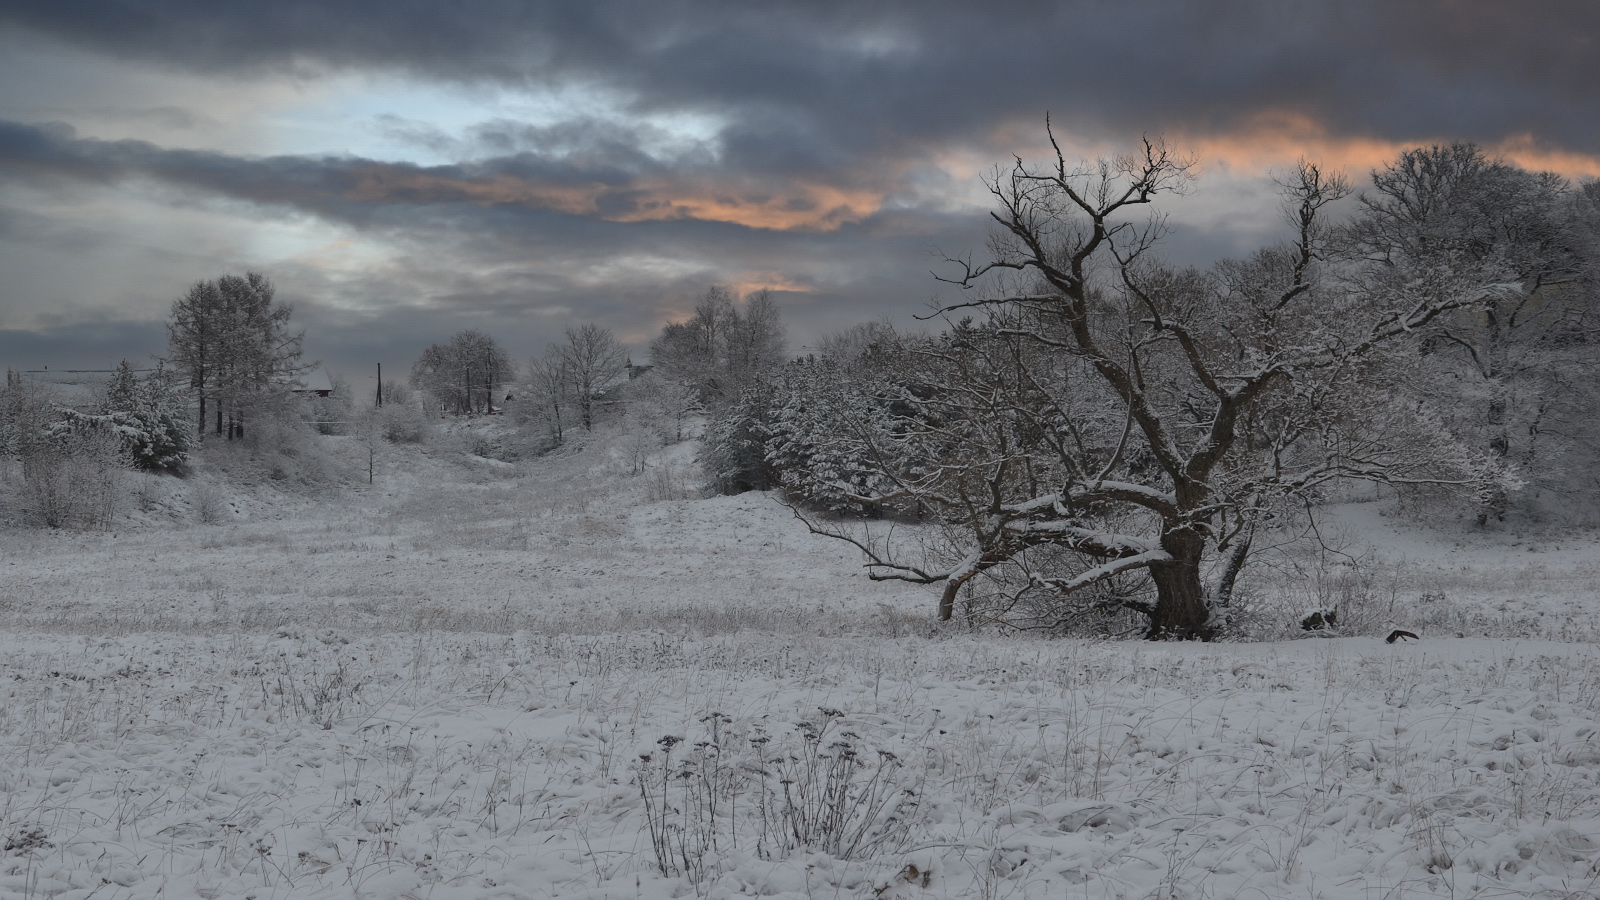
left=4, top=140, right=1600, bottom=900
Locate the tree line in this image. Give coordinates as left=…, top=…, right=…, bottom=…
left=405, top=286, right=787, bottom=453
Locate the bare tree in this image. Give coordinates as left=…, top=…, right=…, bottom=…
left=725, top=289, right=787, bottom=397
left=410, top=330, right=514, bottom=416
left=650, top=285, right=785, bottom=406
left=627, top=370, right=701, bottom=442
left=524, top=350, right=573, bottom=444
left=796, top=132, right=1516, bottom=639
left=558, top=323, right=628, bottom=431
left=167, top=272, right=308, bottom=440
left=651, top=285, right=731, bottom=395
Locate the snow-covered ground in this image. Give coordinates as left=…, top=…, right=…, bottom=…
left=1, top=434, right=1597, bottom=899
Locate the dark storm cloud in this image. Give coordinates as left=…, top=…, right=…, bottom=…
left=2, top=1, right=1593, bottom=375
left=0, top=120, right=640, bottom=227
left=374, top=115, right=719, bottom=172
left=0, top=320, right=168, bottom=371
left=3, top=0, right=1596, bottom=155
left=0, top=120, right=900, bottom=235
left=0, top=117, right=990, bottom=369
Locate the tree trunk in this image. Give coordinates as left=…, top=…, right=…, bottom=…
left=1479, top=309, right=1509, bottom=526
left=1211, top=529, right=1252, bottom=610
left=1147, top=531, right=1212, bottom=640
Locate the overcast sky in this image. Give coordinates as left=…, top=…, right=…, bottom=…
left=1, top=1, right=1596, bottom=379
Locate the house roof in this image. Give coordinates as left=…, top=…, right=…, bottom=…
left=293, top=367, right=334, bottom=393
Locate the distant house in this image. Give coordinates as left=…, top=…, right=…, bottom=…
left=291, top=367, right=335, bottom=398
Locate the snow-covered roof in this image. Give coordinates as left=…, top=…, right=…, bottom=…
left=292, top=366, right=334, bottom=393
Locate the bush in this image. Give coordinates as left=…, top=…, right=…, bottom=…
left=644, top=460, right=701, bottom=502
left=23, top=430, right=124, bottom=528
left=200, top=391, right=338, bottom=487
left=190, top=477, right=229, bottom=525
left=378, top=402, right=431, bottom=444
left=0, top=379, right=128, bottom=528
left=89, top=360, right=191, bottom=473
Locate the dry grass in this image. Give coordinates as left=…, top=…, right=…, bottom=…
left=0, top=630, right=1596, bottom=898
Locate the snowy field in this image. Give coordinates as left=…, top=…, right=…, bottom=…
left=2, top=436, right=1599, bottom=899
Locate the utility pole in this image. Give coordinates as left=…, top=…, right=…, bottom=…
left=376, top=362, right=383, bottom=408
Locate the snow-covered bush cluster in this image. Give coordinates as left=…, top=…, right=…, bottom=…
left=69, top=359, right=191, bottom=473
left=0, top=361, right=192, bottom=527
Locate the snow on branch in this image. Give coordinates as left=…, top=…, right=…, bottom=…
left=1029, top=549, right=1172, bottom=598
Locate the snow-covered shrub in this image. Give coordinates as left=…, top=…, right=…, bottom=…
left=377, top=400, right=431, bottom=444
left=451, top=418, right=531, bottom=463
left=19, top=424, right=126, bottom=529
left=0, top=376, right=129, bottom=528
left=644, top=460, right=701, bottom=502
left=56, top=360, right=191, bottom=473
left=23, top=428, right=125, bottom=528
left=199, top=390, right=338, bottom=487
left=1221, top=538, right=1523, bottom=640
left=618, top=414, right=662, bottom=476
left=190, top=477, right=229, bottom=525
left=625, top=370, right=701, bottom=443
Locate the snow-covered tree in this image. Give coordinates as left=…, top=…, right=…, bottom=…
left=523, top=350, right=573, bottom=445
left=519, top=323, right=627, bottom=445
left=761, top=356, right=919, bottom=515
left=651, top=285, right=785, bottom=408
left=410, top=330, right=514, bottom=416
left=798, top=135, right=1516, bottom=639
left=558, top=323, right=627, bottom=432
left=102, top=360, right=190, bottom=472
left=167, top=272, right=308, bottom=440
left=699, top=326, right=932, bottom=509
left=1351, top=144, right=1600, bottom=520
left=701, top=378, right=778, bottom=494
left=47, top=360, right=190, bottom=474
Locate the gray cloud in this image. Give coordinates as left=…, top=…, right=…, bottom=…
left=2, top=1, right=1594, bottom=153
left=1, top=1, right=1593, bottom=376
left=0, top=119, right=993, bottom=372
left=0, top=320, right=168, bottom=372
